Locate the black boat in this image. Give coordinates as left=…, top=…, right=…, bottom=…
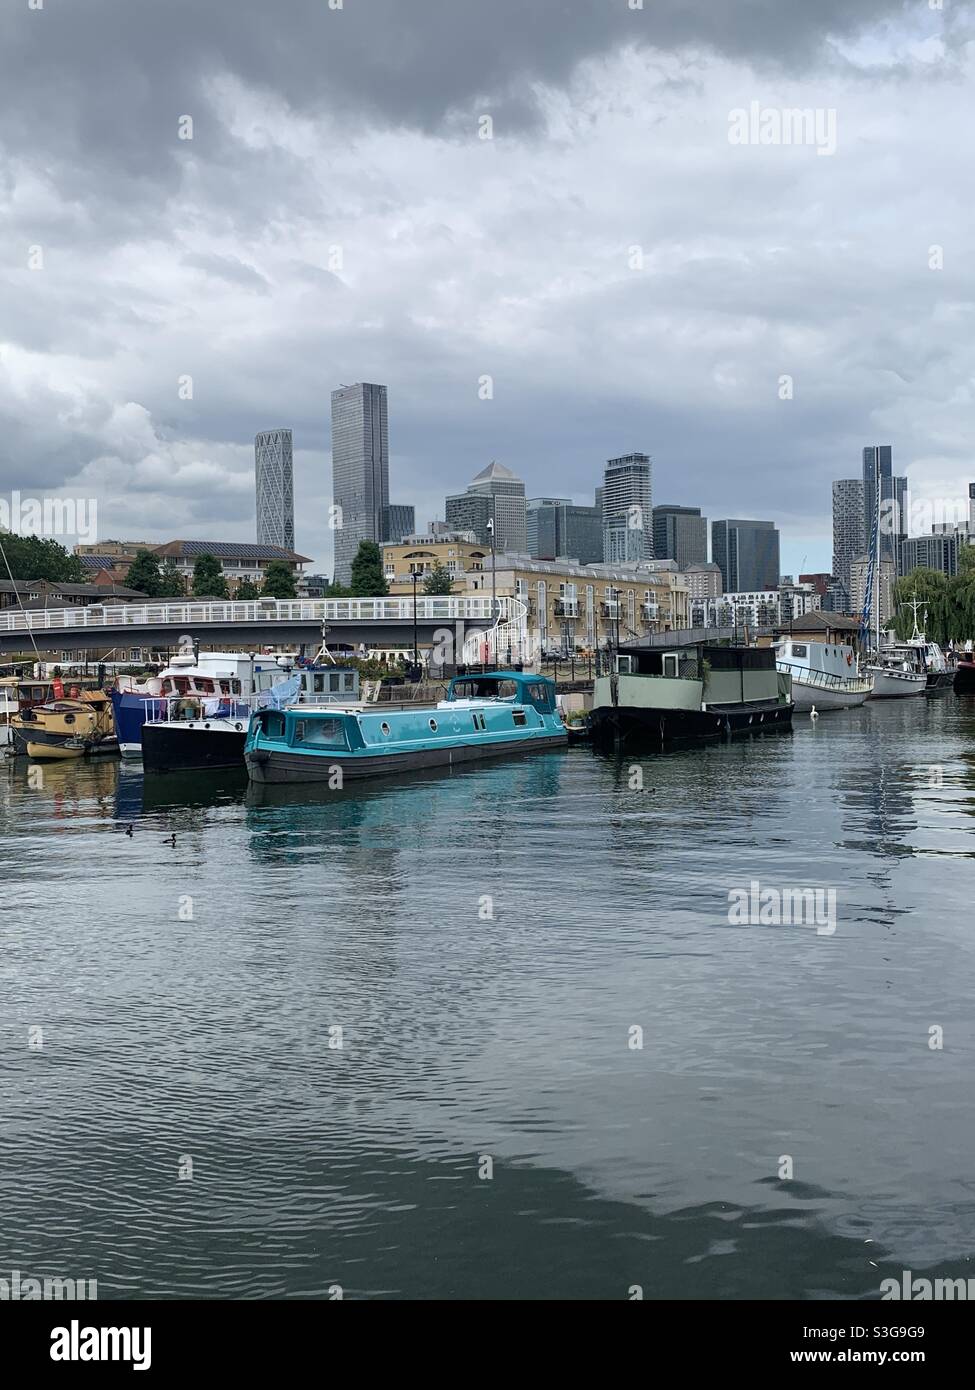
left=589, top=637, right=794, bottom=748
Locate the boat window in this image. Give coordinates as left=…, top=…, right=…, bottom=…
left=662, top=654, right=679, bottom=678
left=299, top=717, right=349, bottom=749
left=512, top=710, right=528, bottom=726
left=617, top=656, right=634, bottom=674
left=792, top=644, right=807, bottom=658
left=257, top=710, right=285, bottom=738
left=429, top=718, right=438, bottom=731
left=342, top=673, right=355, bottom=692
left=381, top=721, right=391, bottom=736
left=314, top=674, right=326, bottom=693
left=328, top=673, right=341, bottom=692
left=293, top=720, right=306, bottom=743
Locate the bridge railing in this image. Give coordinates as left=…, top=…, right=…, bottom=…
left=0, top=595, right=509, bottom=634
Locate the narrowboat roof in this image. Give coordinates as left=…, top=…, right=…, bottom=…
left=452, top=670, right=557, bottom=689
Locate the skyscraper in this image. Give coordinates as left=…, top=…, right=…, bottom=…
left=255, top=428, right=295, bottom=550
left=831, top=479, right=866, bottom=591
left=527, top=497, right=602, bottom=563
left=446, top=461, right=527, bottom=552
left=381, top=504, right=415, bottom=543
left=652, top=505, right=707, bottom=570
left=711, top=519, right=780, bottom=592
left=330, top=382, right=389, bottom=585
left=601, top=453, right=652, bottom=563
left=862, top=444, right=907, bottom=562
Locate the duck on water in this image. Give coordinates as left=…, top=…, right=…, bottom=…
left=244, top=670, right=567, bottom=784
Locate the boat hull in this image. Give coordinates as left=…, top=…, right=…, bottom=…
left=589, top=699, right=792, bottom=747
left=925, top=670, right=955, bottom=694
left=25, top=737, right=87, bottom=760
left=954, top=661, right=975, bottom=694
left=866, top=667, right=927, bottom=699
left=245, top=731, right=567, bottom=784
left=786, top=679, right=870, bottom=712
left=142, top=721, right=248, bottom=772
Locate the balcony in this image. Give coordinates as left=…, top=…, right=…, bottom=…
left=555, top=600, right=580, bottom=617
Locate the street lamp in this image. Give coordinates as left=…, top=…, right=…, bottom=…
left=486, top=515, right=496, bottom=668
left=411, top=570, right=419, bottom=675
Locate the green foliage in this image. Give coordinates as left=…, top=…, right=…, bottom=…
left=349, top=541, right=389, bottom=597
left=0, top=532, right=86, bottom=583
left=422, top=562, right=454, bottom=595
left=158, top=564, right=186, bottom=598
left=260, top=561, right=297, bottom=599
left=191, top=553, right=228, bottom=598
left=326, top=582, right=352, bottom=597
left=125, top=549, right=164, bottom=598
left=895, top=554, right=975, bottom=644
left=235, top=579, right=259, bottom=600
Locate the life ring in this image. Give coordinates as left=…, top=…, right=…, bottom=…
left=846, top=652, right=852, bottom=666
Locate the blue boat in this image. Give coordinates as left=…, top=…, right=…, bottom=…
left=244, top=670, right=567, bottom=784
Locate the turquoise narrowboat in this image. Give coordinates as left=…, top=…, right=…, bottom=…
left=244, top=670, right=567, bottom=784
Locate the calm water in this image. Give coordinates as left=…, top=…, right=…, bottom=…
left=2, top=696, right=975, bottom=1300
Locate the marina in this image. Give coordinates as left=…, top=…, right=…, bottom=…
left=4, top=693, right=975, bottom=1300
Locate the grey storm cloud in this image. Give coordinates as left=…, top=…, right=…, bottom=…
left=1, top=0, right=973, bottom=574
left=2, top=0, right=926, bottom=163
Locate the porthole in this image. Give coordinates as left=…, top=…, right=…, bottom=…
left=234, top=722, right=242, bottom=732
left=381, top=722, right=391, bottom=736
left=429, top=718, right=438, bottom=732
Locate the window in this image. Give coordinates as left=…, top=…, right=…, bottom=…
left=792, top=644, right=808, bottom=658
left=294, top=721, right=306, bottom=743
left=429, top=718, right=438, bottom=731
left=301, top=717, right=348, bottom=748
left=512, top=710, right=527, bottom=726
left=663, top=654, right=679, bottom=678
left=381, top=722, right=391, bottom=736
left=258, top=711, right=285, bottom=738
left=343, top=673, right=355, bottom=692
left=313, top=674, right=326, bottom=693
left=328, top=673, right=341, bottom=692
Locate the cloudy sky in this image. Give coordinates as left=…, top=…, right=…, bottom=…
left=1, top=0, right=973, bottom=576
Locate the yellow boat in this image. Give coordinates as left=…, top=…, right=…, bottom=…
left=12, top=691, right=117, bottom=760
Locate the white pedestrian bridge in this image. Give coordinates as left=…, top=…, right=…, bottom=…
left=0, top=594, right=531, bottom=660
left=0, top=594, right=520, bottom=633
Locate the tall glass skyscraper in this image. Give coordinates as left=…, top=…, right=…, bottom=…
left=255, top=428, right=295, bottom=550
left=711, top=519, right=780, bottom=591
left=601, top=453, right=652, bottom=563
left=831, top=479, right=866, bottom=591
left=862, top=444, right=907, bottom=563
left=652, top=505, right=707, bottom=569
left=330, top=383, right=389, bottom=585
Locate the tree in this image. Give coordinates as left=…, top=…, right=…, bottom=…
left=191, top=552, right=228, bottom=598
left=423, top=562, right=454, bottom=595
left=260, top=561, right=297, bottom=599
left=235, top=579, right=259, bottom=600
left=0, top=532, right=86, bottom=583
left=125, top=549, right=164, bottom=598
left=158, top=563, right=186, bottom=598
left=326, top=581, right=352, bottom=597
left=349, top=541, right=388, bottom=597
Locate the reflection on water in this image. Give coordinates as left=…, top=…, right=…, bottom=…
left=2, top=695, right=975, bottom=1299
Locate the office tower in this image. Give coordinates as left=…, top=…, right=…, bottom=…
left=255, top=429, right=295, bottom=550
left=446, top=461, right=527, bottom=552
left=711, top=519, right=780, bottom=592
left=970, top=482, right=975, bottom=531
left=601, top=453, right=652, bottom=563
left=527, top=498, right=570, bottom=557
left=652, top=505, right=708, bottom=570
left=528, top=498, right=602, bottom=564
left=862, top=444, right=907, bottom=562
left=381, top=504, right=415, bottom=544
left=330, top=382, right=389, bottom=586
left=832, top=479, right=866, bottom=591
left=898, top=533, right=960, bottom=578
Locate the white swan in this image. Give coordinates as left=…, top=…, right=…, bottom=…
left=810, top=704, right=819, bottom=721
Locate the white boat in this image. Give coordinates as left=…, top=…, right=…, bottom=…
left=864, top=661, right=927, bottom=699
left=0, top=682, right=17, bottom=751
left=775, top=637, right=873, bottom=711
